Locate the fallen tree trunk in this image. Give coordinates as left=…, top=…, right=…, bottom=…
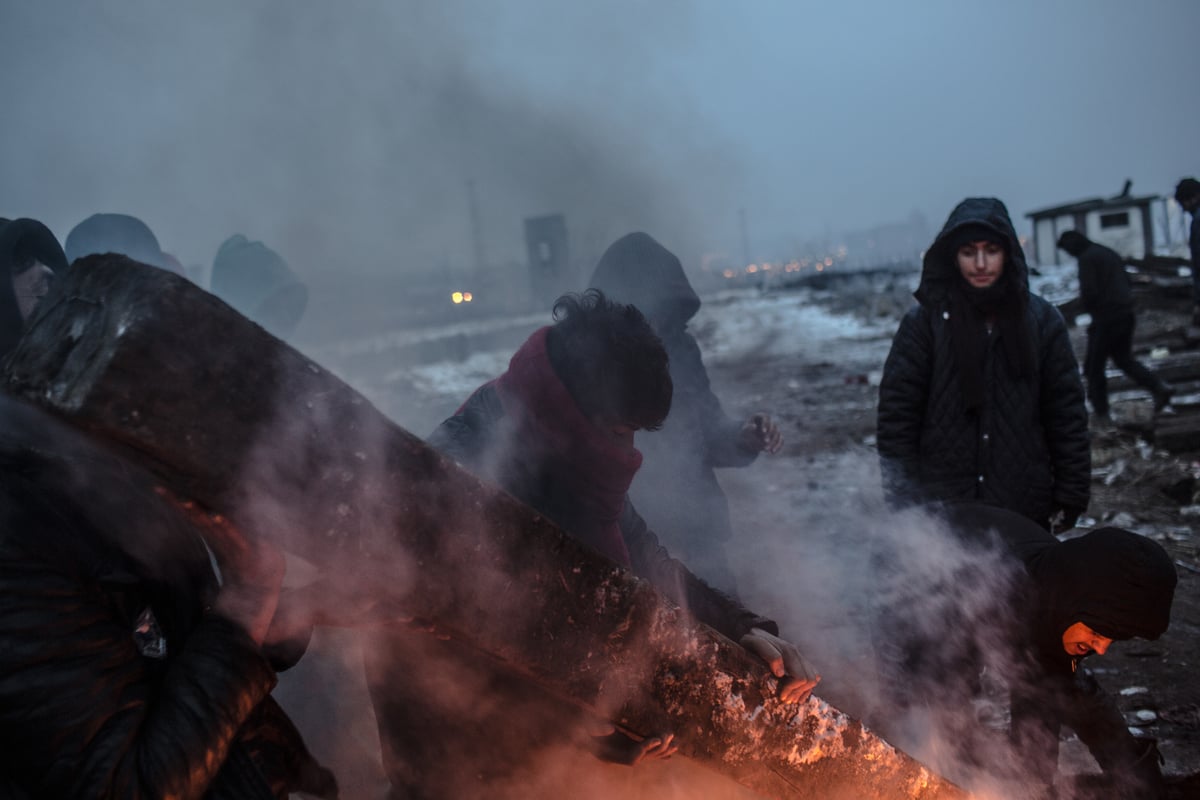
left=3, top=255, right=964, bottom=800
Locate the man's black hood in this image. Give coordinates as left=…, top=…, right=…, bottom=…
left=64, top=213, right=168, bottom=270
left=915, top=197, right=1030, bottom=307
left=1032, top=527, right=1177, bottom=645
left=588, top=232, right=701, bottom=331
left=0, top=218, right=67, bottom=358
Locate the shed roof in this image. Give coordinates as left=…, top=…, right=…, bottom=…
left=1026, top=193, right=1159, bottom=219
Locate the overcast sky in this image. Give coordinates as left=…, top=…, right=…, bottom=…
left=2, top=0, right=1197, bottom=283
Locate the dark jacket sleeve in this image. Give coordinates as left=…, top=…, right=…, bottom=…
left=620, top=501, right=776, bottom=643
left=1035, top=302, right=1091, bottom=512
left=1077, top=255, right=1100, bottom=316
left=427, top=385, right=499, bottom=464
left=876, top=307, right=933, bottom=507
left=0, top=546, right=277, bottom=799
left=672, top=333, right=758, bottom=468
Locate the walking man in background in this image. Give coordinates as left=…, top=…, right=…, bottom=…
left=1056, top=230, right=1173, bottom=425
left=1176, top=178, right=1200, bottom=324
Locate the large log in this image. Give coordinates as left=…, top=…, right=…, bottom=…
left=3, top=255, right=964, bottom=800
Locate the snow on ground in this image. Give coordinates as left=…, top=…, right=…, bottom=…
left=326, top=285, right=898, bottom=405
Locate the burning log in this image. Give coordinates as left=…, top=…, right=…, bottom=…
left=3, top=255, right=964, bottom=799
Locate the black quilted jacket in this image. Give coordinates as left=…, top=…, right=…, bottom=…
left=877, top=198, right=1090, bottom=526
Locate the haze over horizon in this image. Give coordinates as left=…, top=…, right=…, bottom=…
left=2, top=1, right=1197, bottom=290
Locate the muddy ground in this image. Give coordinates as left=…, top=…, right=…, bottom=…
left=706, top=284, right=1200, bottom=798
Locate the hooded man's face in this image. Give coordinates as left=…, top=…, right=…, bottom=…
left=956, top=240, right=1005, bottom=289
left=12, top=260, right=54, bottom=321
left=1061, top=621, right=1113, bottom=657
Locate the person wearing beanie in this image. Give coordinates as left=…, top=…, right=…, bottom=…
left=0, top=217, right=68, bottom=358
left=1056, top=230, right=1173, bottom=424
left=1175, top=178, right=1200, bottom=324
left=587, top=232, right=783, bottom=596
left=64, top=212, right=171, bottom=271
left=878, top=198, right=1090, bottom=533
left=210, top=234, right=308, bottom=341
left=874, top=502, right=1176, bottom=799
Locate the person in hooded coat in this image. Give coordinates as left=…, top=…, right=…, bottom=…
left=0, top=395, right=338, bottom=799
left=210, top=234, right=308, bottom=341
left=0, top=217, right=67, bottom=358
left=877, top=197, right=1090, bottom=532
left=875, top=502, right=1175, bottom=799
left=1175, top=177, right=1200, bottom=324
left=64, top=212, right=173, bottom=271
left=587, top=232, right=782, bottom=595
left=365, top=290, right=816, bottom=800
left=1056, top=230, right=1173, bottom=423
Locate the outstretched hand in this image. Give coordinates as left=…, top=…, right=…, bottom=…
left=585, top=723, right=679, bottom=766
left=740, top=627, right=821, bottom=704
left=740, top=413, right=784, bottom=455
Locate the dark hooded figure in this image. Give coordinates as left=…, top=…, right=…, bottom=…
left=365, top=291, right=816, bottom=800
left=211, top=234, right=308, bottom=341
left=875, top=503, right=1176, bottom=799
left=0, top=217, right=67, bottom=358
left=877, top=198, right=1090, bottom=532
left=64, top=212, right=171, bottom=271
left=0, top=395, right=337, bottom=799
left=588, top=232, right=782, bottom=594
left=1175, top=177, right=1200, bottom=323
left=1056, top=230, right=1172, bottom=423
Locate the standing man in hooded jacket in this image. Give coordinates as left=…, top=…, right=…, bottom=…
left=588, top=232, right=783, bottom=595
left=1056, top=230, right=1173, bottom=423
left=877, top=197, right=1090, bottom=532
left=1176, top=177, right=1200, bottom=324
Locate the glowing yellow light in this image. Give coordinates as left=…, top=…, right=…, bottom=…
left=451, top=292, right=464, bottom=304
left=463, top=292, right=473, bottom=302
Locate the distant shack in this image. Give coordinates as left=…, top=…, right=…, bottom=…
left=1026, top=181, right=1159, bottom=265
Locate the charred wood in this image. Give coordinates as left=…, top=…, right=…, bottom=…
left=2, top=255, right=964, bottom=800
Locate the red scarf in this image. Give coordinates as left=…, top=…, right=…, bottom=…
left=488, top=327, right=640, bottom=566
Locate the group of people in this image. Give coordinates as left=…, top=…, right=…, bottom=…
left=0, top=212, right=309, bottom=355
left=0, top=184, right=1191, bottom=799
left=876, top=193, right=1189, bottom=797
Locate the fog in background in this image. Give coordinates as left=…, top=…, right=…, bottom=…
left=2, top=0, right=1198, bottom=344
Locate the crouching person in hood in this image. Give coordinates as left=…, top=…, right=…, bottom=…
left=365, top=290, right=818, bottom=799
left=874, top=502, right=1176, bottom=800
left=0, top=395, right=337, bottom=799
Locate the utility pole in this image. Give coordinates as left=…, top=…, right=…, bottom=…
left=738, top=206, right=751, bottom=267
left=467, top=179, right=486, bottom=273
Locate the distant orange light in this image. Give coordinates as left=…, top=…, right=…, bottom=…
left=451, top=292, right=464, bottom=304
left=463, top=292, right=473, bottom=302
left=746, top=264, right=759, bottom=273
left=722, top=269, right=736, bottom=279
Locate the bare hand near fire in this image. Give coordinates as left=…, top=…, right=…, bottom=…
left=740, top=413, right=783, bottom=455
left=585, top=723, right=678, bottom=766
left=740, top=627, right=820, bottom=703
